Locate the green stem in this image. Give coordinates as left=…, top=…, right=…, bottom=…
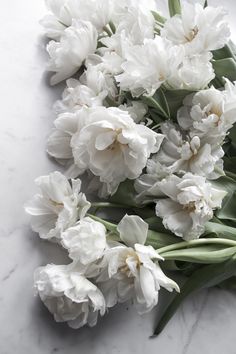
left=91, top=202, right=131, bottom=209
left=225, top=170, right=236, bottom=180
left=87, top=214, right=118, bottom=233
left=157, top=238, right=236, bottom=255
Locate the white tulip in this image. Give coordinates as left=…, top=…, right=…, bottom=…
left=97, top=215, right=179, bottom=313
left=47, top=20, right=98, bottom=85
left=53, top=65, right=117, bottom=114
left=47, top=111, right=79, bottom=164
left=167, top=52, right=215, bottom=90
left=97, top=31, right=130, bottom=76
left=116, top=36, right=183, bottom=97
left=71, top=107, right=164, bottom=195
left=34, top=263, right=106, bottom=328
left=115, top=3, right=155, bottom=45
left=178, top=80, right=236, bottom=144
left=155, top=173, right=227, bottom=240
left=161, top=2, right=230, bottom=55
left=25, top=172, right=90, bottom=241
left=41, top=0, right=113, bottom=39
left=61, top=217, right=107, bottom=265
left=134, top=157, right=169, bottom=204
left=154, top=121, right=224, bottom=179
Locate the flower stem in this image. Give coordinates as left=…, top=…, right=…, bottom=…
left=225, top=170, right=236, bottom=180
left=87, top=214, right=118, bottom=233
left=90, top=202, right=132, bottom=209
left=157, top=238, right=236, bottom=255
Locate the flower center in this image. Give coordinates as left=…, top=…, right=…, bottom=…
left=185, top=26, right=199, bottom=42
left=206, top=107, right=222, bottom=126
left=106, top=128, right=128, bottom=152
left=183, top=201, right=196, bottom=213
left=119, top=252, right=141, bottom=277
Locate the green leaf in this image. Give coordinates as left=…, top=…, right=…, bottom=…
left=162, top=260, right=200, bottom=274
left=143, top=216, right=171, bottom=233
left=146, top=229, right=180, bottom=249
left=149, top=109, right=165, bottom=124
left=218, top=276, right=236, bottom=290
left=204, top=221, right=236, bottom=240
left=203, top=0, right=208, bottom=8
left=154, top=255, right=236, bottom=336
left=141, top=90, right=170, bottom=119
left=213, top=176, right=236, bottom=222
left=109, top=180, right=138, bottom=207
left=163, top=89, right=193, bottom=118
left=212, top=45, right=234, bottom=60
left=224, top=157, right=236, bottom=174
left=212, top=58, right=236, bottom=81
left=161, top=245, right=236, bottom=264
left=151, top=11, right=166, bottom=24
left=168, top=0, right=181, bottom=17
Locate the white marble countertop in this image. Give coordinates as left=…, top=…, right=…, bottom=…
left=1, top=0, right=236, bottom=353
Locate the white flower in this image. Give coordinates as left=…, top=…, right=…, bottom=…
left=71, top=107, right=164, bottom=195
left=47, top=111, right=80, bottom=163
left=154, top=121, right=224, bottom=179
left=34, top=263, right=106, bottom=328
left=97, top=215, right=179, bottom=313
left=118, top=101, right=148, bottom=123
left=25, top=172, right=90, bottom=240
left=47, top=20, right=98, bottom=85
left=116, top=36, right=183, bottom=97
left=115, top=3, right=155, bottom=45
left=97, top=32, right=130, bottom=75
left=178, top=80, right=236, bottom=144
left=61, top=217, right=107, bottom=264
left=155, top=173, right=227, bottom=240
left=41, top=0, right=113, bottom=39
left=112, top=0, right=158, bottom=24
left=161, top=2, right=230, bottom=55
left=167, top=52, right=215, bottom=90
left=134, top=157, right=169, bottom=204
left=53, top=65, right=118, bottom=114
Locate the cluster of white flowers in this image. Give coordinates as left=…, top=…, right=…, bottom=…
left=27, top=0, right=236, bottom=330
left=42, top=0, right=231, bottom=196
left=136, top=79, right=236, bottom=239
left=25, top=172, right=179, bottom=328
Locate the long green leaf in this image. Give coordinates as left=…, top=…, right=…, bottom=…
left=141, top=93, right=170, bottom=119
left=212, top=176, right=236, bottom=222
left=109, top=180, right=138, bottom=207
left=212, top=58, right=236, bottom=81
left=146, top=229, right=180, bottom=248
left=204, top=221, right=236, bottom=240
left=163, top=89, right=193, bottom=118
left=151, top=11, right=166, bottom=24
left=154, top=255, right=236, bottom=336
left=168, top=0, right=181, bottom=17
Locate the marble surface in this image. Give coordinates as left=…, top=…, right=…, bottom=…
left=1, top=0, right=236, bottom=353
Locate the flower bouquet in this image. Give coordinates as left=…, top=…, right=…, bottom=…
left=25, top=0, right=236, bottom=336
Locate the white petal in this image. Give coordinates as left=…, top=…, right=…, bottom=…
left=117, top=214, right=148, bottom=247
